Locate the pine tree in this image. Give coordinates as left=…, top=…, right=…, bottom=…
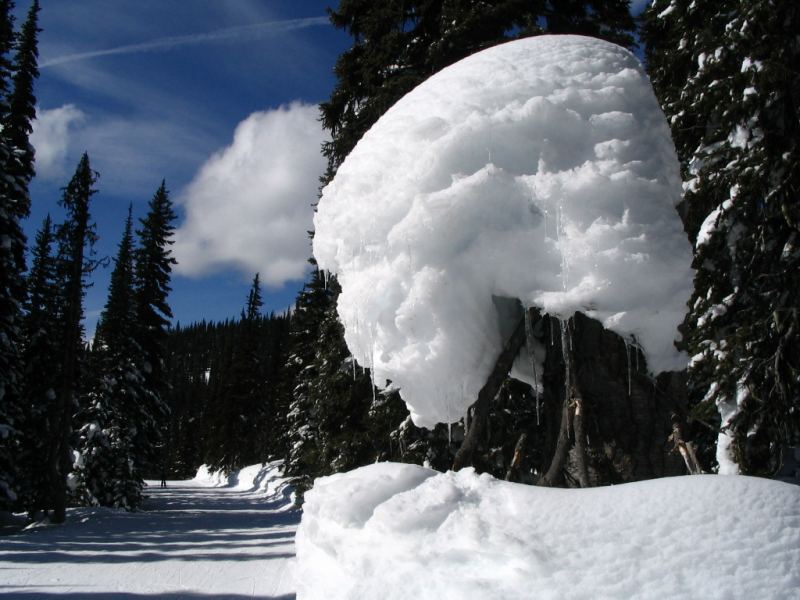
left=51, top=153, right=98, bottom=523
left=134, top=181, right=176, bottom=475
left=0, top=0, right=39, bottom=509
left=74, top=206, right=146, bottom=509
left=4, top=0, right=38, bottom=194
left=283, top=266, right=333, bottom=495
left=18, top=215, right=60, bottom=518
left=643, top=0, right=800, bottom=474
left=232, top=273, right=267, bottom=465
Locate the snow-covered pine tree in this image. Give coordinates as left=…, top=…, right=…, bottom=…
left=0, top=0, right=19, bottom=511
left=51, top=153, right=98, bottom=523
left=134, top=181, right=176, bottom=476
left=74, top=206, right=146, bottom=509
left=0, top=0, right=39, bottom=510
left=283, top=265, right=330, bottom=496
left=643, top=0, right=800, bottom=474
left=17, top=215, right=61, bottom=518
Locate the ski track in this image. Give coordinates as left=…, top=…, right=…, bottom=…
left=0, top=478, right=299, bottom=599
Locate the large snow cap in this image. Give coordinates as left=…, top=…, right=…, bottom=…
left=314, top=35, right=693, bottom=428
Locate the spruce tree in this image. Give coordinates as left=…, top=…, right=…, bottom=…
left=284, top=266, right=332, bottom=494
left=18, top=215, right=60, bottom=518
left=4, top=0, right=38, bottom=193
left=0, top=0, right=18, bottom=511
left=0, top=0, right=39, bottom=509
left=74, top=206, right=146, bottom=509
left=134, top=181, right=176, bottom=474
left=643, top=0, right=800, bottom=473
left=51, top=153, right=98, bottom=523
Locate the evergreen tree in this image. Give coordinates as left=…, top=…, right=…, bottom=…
left=134, top=181, right=176, bottom=474
left=205, top=275, right=268, bottom=471
left=18, top=215, right=60, bottom=518
left=643, top=0, right=800, bottom=473
left=283, top=266, right=335, bottom=495
left=74, top=206, right=146, bottom=509
left=51, top=153, right=98, bottom=523
left=0, top=0, right=39, bottom=509
left=3, top=0, right=38, bottom=193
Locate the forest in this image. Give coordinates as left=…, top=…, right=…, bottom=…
left=1, top=0, right=798, bottom=529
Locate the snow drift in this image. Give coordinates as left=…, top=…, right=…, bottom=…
left=192, top=461, right=295, bottom=506
left=313, top=35, right=693, bottom=428
left=296, top=463, right=800, bottom=599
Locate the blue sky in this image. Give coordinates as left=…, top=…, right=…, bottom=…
left=19, top=0, right=651, bottom=336
left=19, top=0, right=350, bottom=334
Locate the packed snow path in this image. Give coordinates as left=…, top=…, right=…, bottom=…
left=0, top=467, right=298, bottom=599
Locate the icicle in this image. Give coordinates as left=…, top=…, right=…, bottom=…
left=448, top=422, right=452, bottom=445
left=624, top=339, right=632, bottom=396
left=524, top=308, right=541, bottom=425
left=351, top=354, right=356, bottom=381
left=549, top=317, right=554, bottom=346
left=535, top=395, right=541, bottom=427
left=560, top=318, right=571, bottom=401
left=464, top=407, right=470, bottom=436
left=369, top=345, right=377, bottom=405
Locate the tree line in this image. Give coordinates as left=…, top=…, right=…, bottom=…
left=0, top=1, right=178, bottom=522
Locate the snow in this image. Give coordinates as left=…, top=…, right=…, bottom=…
left=313, top=35, right=693, bottom=428
left=297, top=463, right=800, bottom=600
left=0, top=462, right=299, bottom=598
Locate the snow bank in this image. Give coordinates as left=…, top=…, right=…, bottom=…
left=296, top=464, right=800, bottom=599
left=313, top=35, right=693, bottom=427
left=193, top=461, right=295, bottom=505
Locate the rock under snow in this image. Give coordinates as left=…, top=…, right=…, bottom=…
left=296, top=463, right=800, bottom=600
left=313, top=35, right=693, bottom=428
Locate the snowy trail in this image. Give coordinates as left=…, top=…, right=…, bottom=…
left=0, top=473, right=298, bottom=599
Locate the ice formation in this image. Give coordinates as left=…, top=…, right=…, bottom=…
left=296, top=463, right=800, bottom=600
left=313, top=35, right=693, bottom=427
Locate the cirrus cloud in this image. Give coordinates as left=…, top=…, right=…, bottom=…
left=173, top=101, right=327, bottom=286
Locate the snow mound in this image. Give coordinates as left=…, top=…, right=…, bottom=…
left=313, top=35, right=693, bottom=428
left=296, top=464, right=800, bottom=600
left=193, top=461, right=294, bottom=505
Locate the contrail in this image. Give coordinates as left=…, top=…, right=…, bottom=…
left=40, top=16, right=330, bottom=68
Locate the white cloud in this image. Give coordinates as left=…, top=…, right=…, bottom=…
left=173, top=102, right=326, bottom=286
left=30, top=104, right=86, bottom=180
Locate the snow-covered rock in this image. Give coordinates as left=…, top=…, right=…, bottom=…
left=313, top=35, right=693, bottom=428
left=296, top=463, right=800, bottom=600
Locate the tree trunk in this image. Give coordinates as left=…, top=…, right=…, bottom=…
left=505, top=433, right=528, bottom=482
left=538, top=391, right=571, bottom=486
left=453, top=313, right=530, bottom=471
